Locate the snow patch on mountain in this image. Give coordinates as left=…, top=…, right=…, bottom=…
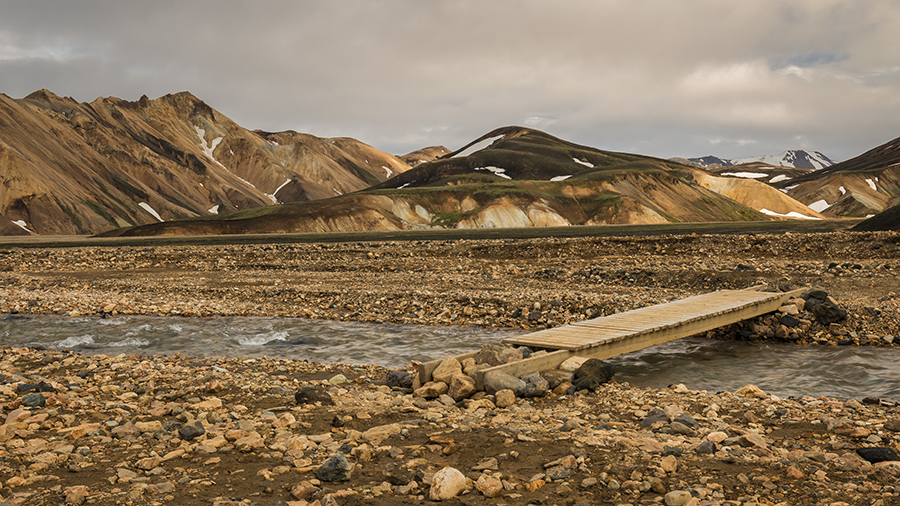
left=195, top=126, right=225, bottom=168
left=12, top=220, right=33, bottom=233
left=572, top=158, right=594, bottom=168
left=453, top=135, right=504, bottom=158
left=265, top=179, right=292, bottom=204
left=722, top=172, right=766, bottom=179
left=139, top=202, right=164, bottom=222
left=759, top=209, right=821, bottom=220
left=474, top=166, right=512, bottom=179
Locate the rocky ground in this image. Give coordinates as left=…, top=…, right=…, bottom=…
left=0, top=230, right=899, bottom=505
left=0, top=231, right=898, bottom=343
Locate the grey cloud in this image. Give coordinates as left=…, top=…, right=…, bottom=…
left=1, top=0, right=899, bottom=161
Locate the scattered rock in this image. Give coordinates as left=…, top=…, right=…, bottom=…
left=386, top=369, right=413, bottom=389
left=294, top=386, right=335, bottom=405
left=414, top=381, right=449, bottom=398
left=856, top=447, right=900, bottom=463
left=520, top=371, right=550, bottom=397
left=177, top=421, right=205, bottom=441
left=559, top=356, right=589, bottom=372
left=316, top=454, right=353, bottom=482
left=665, top=490, right=694, bottom=506
left=475, top=474, right=503, bottom=498
left=430, top=466, right=467, bottom=500
left=21, top=392, right=46, bottom=408
left=494, top=389, right=516, bottom=408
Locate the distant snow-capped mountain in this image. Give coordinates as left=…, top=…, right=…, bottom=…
left=685, top=150, right=835, bottom=170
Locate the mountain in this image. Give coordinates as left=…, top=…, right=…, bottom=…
left=852, top=203, right=900, bottom=231
left=679, top=150, right=835, bottom=170
left=771, top=135, right=900, bottom=217
left=109, top=126, right=824, bottom=237
left=731, top=150, right=835, bottom=170
left=398, top=146, right=451, bottom=168
left=0, top=90, right=410, bottom=235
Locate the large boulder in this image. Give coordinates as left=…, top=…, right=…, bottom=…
left=569, top=359, right=615, bottom=393
left=473, top=344, right=522, bottom=367
left=520, top=371, right=550, bottom=398
left=432, top=358, right=463, bottom=384
left=447, top=374, right=476, bottom=401
left=483, top=371, right=526, bottom=396
left=430, top=466, right=467, bottom=500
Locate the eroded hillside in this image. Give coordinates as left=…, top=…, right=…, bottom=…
left=0, top=90, right=409, bottom=234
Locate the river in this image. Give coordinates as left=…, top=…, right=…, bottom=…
left=3, top=314, right=899, bottom=402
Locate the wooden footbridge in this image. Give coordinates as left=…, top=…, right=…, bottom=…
left=419, top=286, right=806, bottom=389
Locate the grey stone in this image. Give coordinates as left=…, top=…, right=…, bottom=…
left=520, top=371, right=549, bottom=398
left=540, top=369, right=574, bottom=389
left=640, top=408, right=671, bottom=427
left=673, top=413, right=698, bottom=428
left=177, top=421, right=205, bottom=441
left=569, top=359, right=615, bottom=393
left=21, top=392, right=45, bottom=408
left=695, top=441, right=717, bottom=455
left=483, top=371, right=526, bottom=396
left=317, top=454, right=353, bottom=482
left=812, top=300, right=847, bottom=325
left=669, top=421, right=694, bottom=436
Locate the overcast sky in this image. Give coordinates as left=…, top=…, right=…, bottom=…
left=2, top=1, right=900, bottom=162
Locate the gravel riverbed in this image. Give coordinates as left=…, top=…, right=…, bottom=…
left=0, top=230, right=899, bottom=505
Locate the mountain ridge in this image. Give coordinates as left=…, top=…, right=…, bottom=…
left=0, top=89, right=410, bottom=234
left=108, top=125, right=827, bottom=237
left=676, top=150, right=835, bottom=170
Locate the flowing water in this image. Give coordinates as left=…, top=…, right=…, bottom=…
left=3, top=314, right=899, bottom=402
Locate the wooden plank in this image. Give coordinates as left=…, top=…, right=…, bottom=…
left=491, top=287, right=805, bottom=378
left=424, top=287, right=806, bottom=384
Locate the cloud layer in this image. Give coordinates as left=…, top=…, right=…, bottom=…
left=2, top=0, right=899, bottom=161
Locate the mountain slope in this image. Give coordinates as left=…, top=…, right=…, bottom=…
left=852, top=203, right=900, bottom=231
left=111, top=126, right=825, bottom=237
left=0, top=90, right=409, bottom=235
left=772, top=135, right=900, bottom=217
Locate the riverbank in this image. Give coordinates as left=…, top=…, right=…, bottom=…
left=3, top=346, right=900, bottom=506
left=1, top=231, right=898, bottom=347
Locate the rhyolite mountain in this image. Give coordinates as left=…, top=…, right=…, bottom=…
left=110, top=126, right=823, bottom=237
left=770, top=135, right=900, bottom=218
left=0, top=90, right=410, bottom=235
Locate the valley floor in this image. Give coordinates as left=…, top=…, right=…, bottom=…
left=1, top=229, right=899, bottom=505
